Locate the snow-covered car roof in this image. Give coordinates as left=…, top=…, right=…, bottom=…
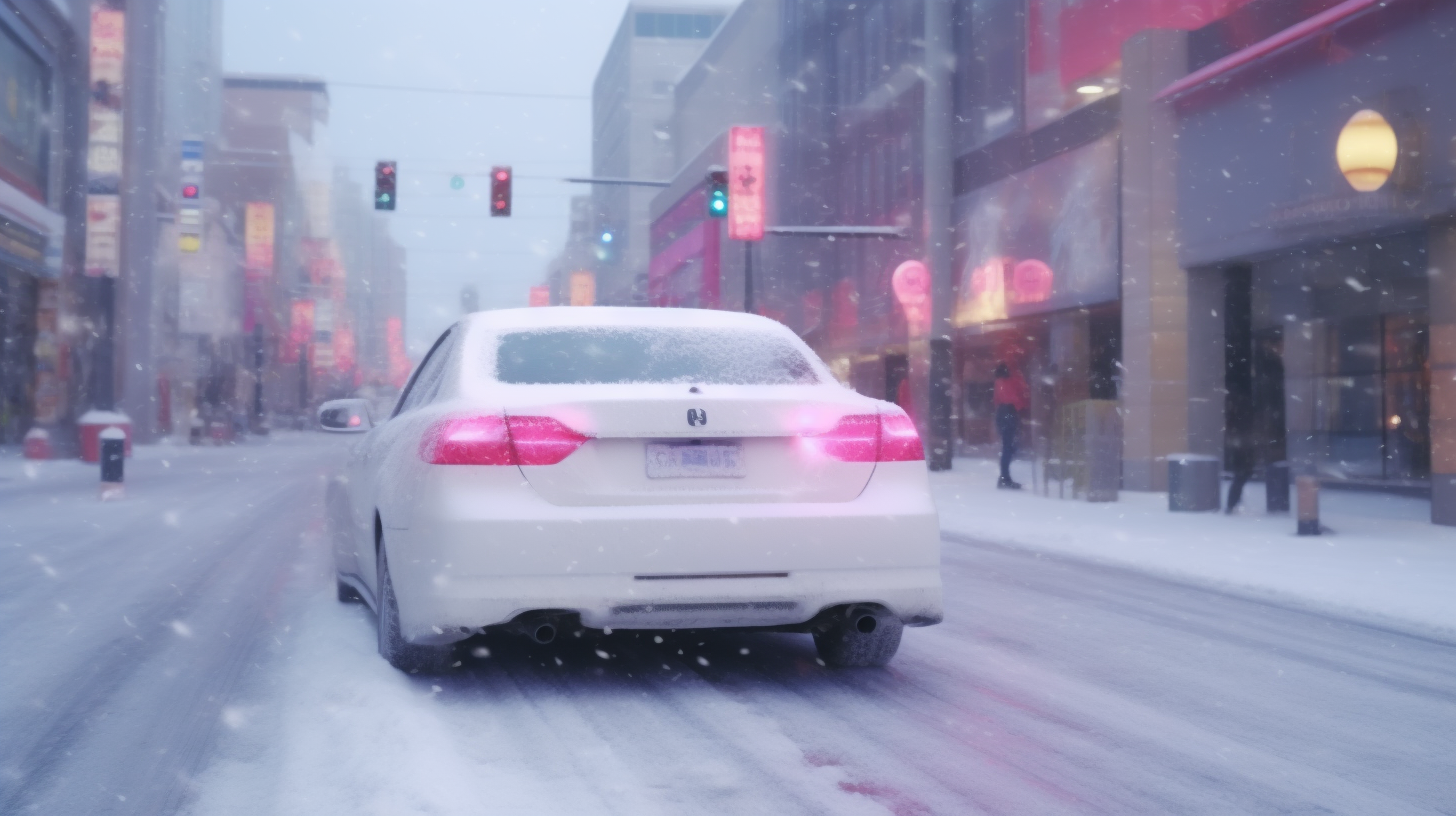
left=463, top=307, right=800, bottom=336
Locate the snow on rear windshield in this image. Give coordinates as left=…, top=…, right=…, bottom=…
left=495, top=328, right=820, bottom=385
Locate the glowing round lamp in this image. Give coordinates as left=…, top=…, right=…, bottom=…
left=891, top=259, right=931, bottom=337
left=1336, top=109, right=1397, bottom=192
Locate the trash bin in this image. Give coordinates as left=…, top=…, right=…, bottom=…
left=1168, top=453, right=1220, bottom=512
left=78, top=410, right=131, bottom=463
left=22, top=427, right=51, bottom=460
left=1084, top=401, right=1121, bottom=503
left=1265, top=461, right=1290, bottom=513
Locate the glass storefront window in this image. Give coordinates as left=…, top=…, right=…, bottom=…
left=1313, top=312, right=1430, bottom=482
left=0, top=23, right=51, bottom=199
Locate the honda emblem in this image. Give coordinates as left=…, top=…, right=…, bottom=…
left=686, top=408, right=707, bottom=427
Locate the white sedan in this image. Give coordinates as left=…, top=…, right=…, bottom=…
left=320, top=307, right=942, bottom=673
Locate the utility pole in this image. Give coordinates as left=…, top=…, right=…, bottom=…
left=924, top=0, right=956, bottom=471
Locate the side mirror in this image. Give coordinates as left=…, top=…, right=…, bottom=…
left=318, top=399, right=373, bottom=433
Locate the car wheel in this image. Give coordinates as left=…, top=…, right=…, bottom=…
left=337, top=576, right=361, bottom=603
left=813, top=607, right=904, bottom=668
left=376, top=546, right=454, bottom=674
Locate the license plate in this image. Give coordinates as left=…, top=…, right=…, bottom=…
left=645, top=442, right=745, bottom=478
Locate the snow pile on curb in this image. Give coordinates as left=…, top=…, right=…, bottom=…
left=931, top=458, right=1456, bottom=636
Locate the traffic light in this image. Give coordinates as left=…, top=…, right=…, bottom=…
left=490, top=166, right=512, bottom=217
left=706, top=169, right=728, bottom=218
left=374, top=161, right=397, bottom=210
left=181, top=182, right=200, bottom=200
left=596, top=228, right=617, bottom=263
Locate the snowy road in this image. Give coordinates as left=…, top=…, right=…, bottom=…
left=2, top=437, right=1453, bottom=815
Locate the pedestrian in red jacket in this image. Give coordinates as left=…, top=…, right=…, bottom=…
left=993, top=361, right=1028, bottom=489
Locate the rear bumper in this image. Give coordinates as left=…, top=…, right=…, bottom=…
left=386, top=461, right=943, bottom=643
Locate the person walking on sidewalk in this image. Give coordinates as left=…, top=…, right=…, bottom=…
left=993, top=361, right=1029, bottom=489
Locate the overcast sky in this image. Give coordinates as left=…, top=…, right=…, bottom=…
left=221, top=0, right=634, bottom=354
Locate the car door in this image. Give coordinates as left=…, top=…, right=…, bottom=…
left=355, top=327, right=456, bottom=595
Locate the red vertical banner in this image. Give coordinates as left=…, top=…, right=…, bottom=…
left=284, top=300, right=314, bottom=364
left=727, top=126, right=765, bottom=241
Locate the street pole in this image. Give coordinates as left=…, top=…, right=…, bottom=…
left=924, top=0, right=956, bottom=471
left=252, top=323, right=265, bottom=432
left=743, top=241, right=754, bottom=314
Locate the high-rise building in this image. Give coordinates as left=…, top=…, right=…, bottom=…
left=590, top=1, right=732, bottom=305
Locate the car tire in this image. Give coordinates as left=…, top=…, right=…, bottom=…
left=337, top=576, right=361, bottom=603
left=813, top=607, right=904, bottom=668
left=376, top=546, right=454, bottom=674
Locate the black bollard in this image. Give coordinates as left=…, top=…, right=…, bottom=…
left=100, top=427, right=125, bottom=500
left=1265, top=461, right=1290, bottom=513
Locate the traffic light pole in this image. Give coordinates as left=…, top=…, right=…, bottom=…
left=743, top=241, right=754, bottom=314
left=924, top=0, right=956, bottom=471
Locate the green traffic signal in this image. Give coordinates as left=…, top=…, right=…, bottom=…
left=706, top=168, right=728, bottom=219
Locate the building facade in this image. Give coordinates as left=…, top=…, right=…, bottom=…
left=590, top=1, right=731, bottom=306
left=0, top=0, right=86, bottom=446
left=653, top=0, right=1451, bottom=525
left=1166, top=0, right=1456, bottom=519
left=647, top=0, right=782, bottom=316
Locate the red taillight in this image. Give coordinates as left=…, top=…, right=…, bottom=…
left=877, top=411, right=925, bottom=461
left=420, top=415, right=589, bottom=465
left=805, top=411, right=924, bottom=463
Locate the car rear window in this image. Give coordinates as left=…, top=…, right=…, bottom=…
left=495, top=328, right=820, bottom=385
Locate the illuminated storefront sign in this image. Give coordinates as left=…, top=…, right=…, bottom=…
left=891, top=260, right=931, bottom=337
left=528, top=285, right=551, bottom=307
left=727, top=126, right=765, bottom=241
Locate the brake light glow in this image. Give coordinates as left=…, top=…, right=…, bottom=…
left=505, top=416, right=591, bottom=465
left=805, top=411, right=924, bottom=463
left=808, top=414, right=880, bottom=462
left=420, top=415, right=590, bottom=465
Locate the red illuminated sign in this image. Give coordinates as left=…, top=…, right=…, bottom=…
left=727, top=126, right=765, bottom=241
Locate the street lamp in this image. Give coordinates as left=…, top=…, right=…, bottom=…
left=1336, top=109, right=1398, bottom=192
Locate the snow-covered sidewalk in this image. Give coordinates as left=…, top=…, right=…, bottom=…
left=931, top=458, right=1456, bottom=637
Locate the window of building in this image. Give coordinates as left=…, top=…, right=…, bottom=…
left=953, top=0, right=1022, bottom=152
left=0, top=23, right=51, bottom=200
left=1024, top=0, right=1264, bottom=131
left=634, top=13, right=724, bottom=39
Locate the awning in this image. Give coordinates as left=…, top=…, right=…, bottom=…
left=1155, top=0, right=1396, bottom=102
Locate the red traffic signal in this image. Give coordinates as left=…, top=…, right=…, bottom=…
left=181, top=183, right=200, bottom=199
left=490, top=166, right=511, bottom=217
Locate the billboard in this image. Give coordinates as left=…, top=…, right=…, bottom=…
left=84, top=2, right=124, bottom=277
left=727, top=126, right=765, bottom=241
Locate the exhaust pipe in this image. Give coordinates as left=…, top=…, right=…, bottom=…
left=853, top=613, right=879, bottom=634
left=506, top=611, right=574, bottom=644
